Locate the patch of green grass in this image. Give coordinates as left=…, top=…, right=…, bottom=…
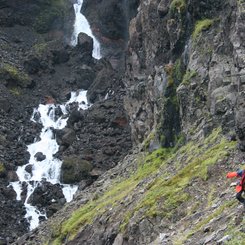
left=123, top=128, right=236, bottom=227
left=181, top=70, right=197, bottom=86
left=192, top=19, right=215, bottom=40
left=0, top=63, right=31, bottom=88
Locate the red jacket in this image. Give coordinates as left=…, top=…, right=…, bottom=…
left=227, top=170, right=245, bottom=192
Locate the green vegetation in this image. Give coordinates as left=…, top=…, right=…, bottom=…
left=9, top=87, right=21, bottom=96
left=32, top=42, right=48, bottom=57
left=0, top=163, right=5, bottom=173
left=0, top=162, right=6, bottom=177
left=170, top=0, right=186, bottom=14
left=192, top=19, right=215, bottom=40
left=181, top=70, right=197, bottom=85
left=33, top=0, right=67, bottom=33
left=49, top=128, right=236, bottom=244
left=173, top=59, right=185, bottom=84
left=131, top=129, right=236, bottom=222
left=0, top=63, right=31, bottom=88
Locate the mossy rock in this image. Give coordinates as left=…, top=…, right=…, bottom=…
left=0, top=63, right=32, bottom=88
left=170, top=0, right=186, bottom=14
left=61, top=156, right=93, bottom=184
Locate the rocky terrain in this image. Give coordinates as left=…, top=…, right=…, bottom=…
left=0, top=0, right=244, bottom=244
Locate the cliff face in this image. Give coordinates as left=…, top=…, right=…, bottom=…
left=124, top=0, right=245, bottom=150
left=1, top=0, right=245, bottom=244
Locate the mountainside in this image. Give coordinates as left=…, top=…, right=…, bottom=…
left=0, top=0, right=244, bottom=244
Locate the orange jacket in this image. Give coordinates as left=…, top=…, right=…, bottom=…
left=227, top=170, right=245, bottom=192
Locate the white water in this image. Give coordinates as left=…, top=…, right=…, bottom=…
left=11, top=91, right=90, bottom=230
left=71, top=0, right=101, bottom=59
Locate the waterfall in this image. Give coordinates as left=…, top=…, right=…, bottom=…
left=71, top=0, right=101, bottom=59
left=10, top=91, right=90, bottom=230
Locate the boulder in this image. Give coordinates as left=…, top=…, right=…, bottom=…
left=34, top=152, right=46, bottom=162
left=27, top=181, right=65, bottom=214
left=61, top=156, right=93, bottom=184
left=77, top=33, right=93, bottom=55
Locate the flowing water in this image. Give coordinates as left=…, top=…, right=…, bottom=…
left=11, top=91, right=90, bottom=230
left=71, top=0, right=101, bottom=59
left=10, top=0, right=101, bottom=230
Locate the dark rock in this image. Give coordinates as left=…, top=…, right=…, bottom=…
left=77, top=33, right=93, bottom=55
left=24, top=164, right=33, bottom=174
left=34, top=152, right=46, bottom=162
left=28, top=180, right=65, bottom=217
left=61, top=156, right=93, bottom=184
left=56, top=128, right=76, bottom=147
left=157, top=0, right=170, bottom=18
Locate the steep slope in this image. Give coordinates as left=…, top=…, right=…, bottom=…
left=13, top=0, right=245, bottom=244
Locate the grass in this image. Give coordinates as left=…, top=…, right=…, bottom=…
left=48, top=128, right=236, bottom=244
left=0, top=63, right=31, bottom=88
left=192, top=19, right=215, bottom=40
left=181, top=70, right=197, bottom=85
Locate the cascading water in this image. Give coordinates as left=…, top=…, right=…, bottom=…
left=71, top=0, right=101, bottom=59
left=10, top=0, right=101, bottom=230
left=10, top=91, right=90, bottom=230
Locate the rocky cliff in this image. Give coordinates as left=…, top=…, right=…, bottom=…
left=0, top=0, right=244, bottom=244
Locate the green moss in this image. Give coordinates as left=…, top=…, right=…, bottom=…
left=170, top=0, right=186, bottom=14
left=181, top=70, right=197, bottom=85
left=192, top=19, right=215, bottom=40
left=0, top=64, right=31, bottom=88
left=61, top=156, right=93, bottom=184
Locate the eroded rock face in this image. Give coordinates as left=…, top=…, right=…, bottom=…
left=27, top=180, right=65, bottom=218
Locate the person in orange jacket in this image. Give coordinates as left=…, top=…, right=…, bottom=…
left=227, top=169, right=245, bottom=206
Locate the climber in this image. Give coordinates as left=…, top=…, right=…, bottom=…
left=226, top=169, right=245, bottom=207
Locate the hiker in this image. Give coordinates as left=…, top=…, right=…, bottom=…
left=227, top=169, right=245, bottom=207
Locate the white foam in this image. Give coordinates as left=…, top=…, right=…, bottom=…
left=71, top=0, right=101, bottom=59
left=10, top=90, right=90, bottom=230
